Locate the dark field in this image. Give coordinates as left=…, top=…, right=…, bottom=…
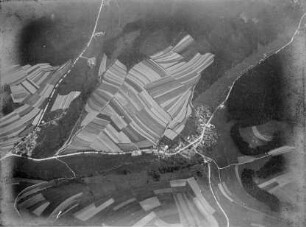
left=17, top=1, right=98, bottom=66
left=10, top=152, right=204, bottom=180
left=255, top=155, right=286, bottom=179
left=241, top=168, right=281, bottom=212
left=18, top=17, right=89, bottom=66
left=227, top=54, right=284, bottom=123
left=230, top=122, right=283, bottom=156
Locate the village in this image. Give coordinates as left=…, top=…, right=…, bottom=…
left=0, top=0, right=305, bottom=226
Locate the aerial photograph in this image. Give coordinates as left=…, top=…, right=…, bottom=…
left=0, top=0, right=305, bottom=226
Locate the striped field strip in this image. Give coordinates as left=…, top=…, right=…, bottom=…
left=132, top=211, right=156, bottom=227
left=113, top=198, right=136, bottom=211
left=74, top=198, right=114, bottom=221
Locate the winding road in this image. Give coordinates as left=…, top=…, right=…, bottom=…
left=3, top=2, right=306, bottom=226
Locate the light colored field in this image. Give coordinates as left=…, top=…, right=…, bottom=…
left=113, top=198, right=136, bottom=211
left=0, top=61, right=72, bottom=155
left=139, top=197, right=161, bottom=212
left=48, top=192, right=83, bottom=220
left=218, top=183, right=233, bottom=202
left=50, top=91, right=80, bottom=112
left=132, top=211, right=157, bottom=227
left=170, top=179, right=186, bottom=188
left=74, top=198, right=114, bottom=221
left=65, top=35, right=214, bottom=154
left=187, top=177, right=215, bottom=214
left=32, top=201, right=50, bottom=216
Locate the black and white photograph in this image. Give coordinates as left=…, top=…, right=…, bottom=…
left=0, top=0, right=305, bottom=226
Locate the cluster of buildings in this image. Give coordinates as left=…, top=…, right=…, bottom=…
left=64, top=35, right=214, bottom=154
left=188, top=105, right=218, bottom=150
left=0, top=61, right=72, bottom=156
left=13, top=129, right=39, bottom=157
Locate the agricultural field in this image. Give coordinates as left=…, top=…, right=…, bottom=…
left=14, top=175, right=222, bottom=226
left=1, top=0, right=302, bottom=158
left=1, top=0, right=305, bottom=226
left=0, top=61, right=72, bottom=157
left=63, top=35, right=214, bottom=154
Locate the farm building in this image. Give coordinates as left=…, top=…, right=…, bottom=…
left=0, top=61, right=72, bottom=156
left=64, top=35, right=214, bottom=154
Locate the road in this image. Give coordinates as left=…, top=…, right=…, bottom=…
left=3, top=4, right=306, bottom=227
left=36, top=0, right=106, bottom=127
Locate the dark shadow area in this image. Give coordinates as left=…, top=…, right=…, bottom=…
left=227, top=54, right=284, bottom=123
left=241, top=168, right=280, bottom=212
left=11, top=153, right=153, bottom=180
left=255, top=155, right=286, bottom=179
left=230, top=123, right=283, bottom=156
left=18, top=16, right=90, bottom=66
left=1, top=85, right=23, bottom=115
left=102, top=0, right=291, bottom=92
left=1, top=94, right=14, bottom=115
left=11, top=151, right=203, bottom=181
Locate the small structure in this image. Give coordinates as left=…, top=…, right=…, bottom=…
left=87, top=57, right=96, bottom=68
left=131, top=150, right=142, bottom=156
